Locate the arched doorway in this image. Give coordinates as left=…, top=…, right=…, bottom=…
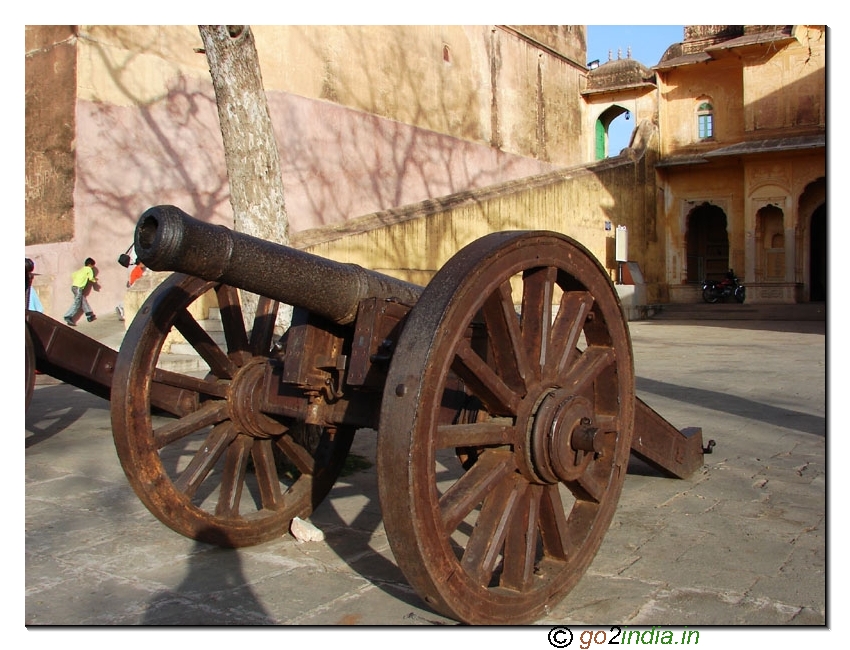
left=686, top=203, right=729, bottom=283
left=799, top=178, right=826, bottom=303
left=809, top=203, right=826, bottom=301
left=595, top=105, right=631, bottom=160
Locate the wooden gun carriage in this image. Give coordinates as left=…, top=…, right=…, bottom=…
left=25, top=205, right=707, bottom=624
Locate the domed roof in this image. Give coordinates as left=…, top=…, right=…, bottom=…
left=586, top=57, right=655, bottom=92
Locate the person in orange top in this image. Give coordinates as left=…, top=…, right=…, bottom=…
left=127, top=260, right=145, bottom=287
left=116, top=260, right=146, bottom=321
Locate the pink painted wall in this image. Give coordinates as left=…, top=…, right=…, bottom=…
left=26, top=76, right=557, bottom=320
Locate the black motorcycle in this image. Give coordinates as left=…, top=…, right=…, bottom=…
left=702, top=269, right=745, bottom=304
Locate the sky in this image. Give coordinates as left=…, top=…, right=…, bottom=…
left=586, top=26, right=685, bottom=154
left=587, top=25, right=685, bottom=68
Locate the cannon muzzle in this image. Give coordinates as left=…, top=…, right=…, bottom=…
left=134, top=205, right=422, bottom=325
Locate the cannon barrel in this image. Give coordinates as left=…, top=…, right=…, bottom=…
left=134, top=205, right=422, bottom=325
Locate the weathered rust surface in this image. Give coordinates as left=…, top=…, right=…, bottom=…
left=347, top=297, right=411, bottom=389
left=632, top=398, right=706, bottom=479
left=26, top=205, right=707, bottom=626
left=25, top=310, right=200, bottom=417
left=109, top=273, right=357, bottom=549
left=134, top=205, right=422, bottom=325
left=26, top=310, right=116, bottom=401
left=377, top=231, right=637, bottom=624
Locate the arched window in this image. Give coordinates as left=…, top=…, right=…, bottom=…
left=697, top=101, right=714, bottom=140
left=756, top=205, right=785, bottom=282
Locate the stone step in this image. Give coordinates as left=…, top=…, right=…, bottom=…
left=168, top=320, right=226, bottom=356
left=650, top=302, right=826, bottom=321
left=158, top=310, right=225, bottom=373
left=156, top=354, right=215, bottom=375
left=201, top=307, right=225, bottom=331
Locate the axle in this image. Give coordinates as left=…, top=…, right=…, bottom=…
left=134, top=205, right=423, bottom=325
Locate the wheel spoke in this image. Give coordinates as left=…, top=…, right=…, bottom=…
left=251, top=438, right=285, bottom=509
left=561, top=345, right=615, bottom=395
left=173, top=421, right=238, bottom=497
left=249, top=296, right=280, bottom=356
left=480, top=281, right=529, bottom=395
left=275, top=432, right=318, bottom=477
left=436, top=420, right=515, bottom=449
left=567, top=474, right=605, bottom=504
left=500, top=482, right=540, bottom=591
left=594, top=414, right=618, bottom=433
left=174, top=308, right=240, bottom=379
left=215, top=434, right=253, bottom=517
left=439, top=449, right=516, bottom=533
left=152, top=367, right=229, bottom=399
left=538, top=483, right=571, bottom=561
left=216, top=284, right=252, bottom=364
left=520, top=267, right=558, bottom=380
left=567, top=461, right=617, bottom=504
left=452, top=340, right=521, bottom=416
left=545, top=291, right=595, bottom=378
left=461, top=472, right=526, bottom=585
left=153, top=400, right=230, bottom=449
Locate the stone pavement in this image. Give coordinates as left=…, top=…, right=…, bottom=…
left=23, top=311, right=827, bottom=630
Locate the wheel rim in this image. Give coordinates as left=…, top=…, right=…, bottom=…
left=378, top=232, right=634, bottom=624
left=111, top=273, right=353, bottom=547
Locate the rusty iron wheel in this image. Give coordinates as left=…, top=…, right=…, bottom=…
left=377, top=232, right=635, bottom=624
left=110, top=273, right=353, bottom=548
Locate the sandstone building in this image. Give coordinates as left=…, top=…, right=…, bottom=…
left=655, top=25, right=825, bottom=304
left=25, top=25, right=826, bottom=318
left=583, top=25, right=825, bottom=304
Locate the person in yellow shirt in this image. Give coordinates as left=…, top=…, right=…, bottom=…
left=63, top=257, right=99, bottom=326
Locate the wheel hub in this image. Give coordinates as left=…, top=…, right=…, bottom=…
left=226, top=358, right=285, bottom=438
left=526, top=389, right=597, bottom=484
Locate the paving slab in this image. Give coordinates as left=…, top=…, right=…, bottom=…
left=22, top=315, right=829, bottom=640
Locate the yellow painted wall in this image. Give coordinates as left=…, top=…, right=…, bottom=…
left=658, top=27, right=825, bottom=156
left=295, top=142, right=659, bottom=295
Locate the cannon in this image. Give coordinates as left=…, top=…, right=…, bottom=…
left=28, top=205, right=707, bottom=625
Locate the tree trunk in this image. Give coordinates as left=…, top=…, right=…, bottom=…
left=199, top=25, right=290, bottom=329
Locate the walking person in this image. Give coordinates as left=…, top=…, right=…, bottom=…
left=26, top=258, right=35, bottom=311
left=63, top=257, right=99, bottom=326
left=26, top=258, right=43, bottom=313
left=115, top=260, right=145, bottom=321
